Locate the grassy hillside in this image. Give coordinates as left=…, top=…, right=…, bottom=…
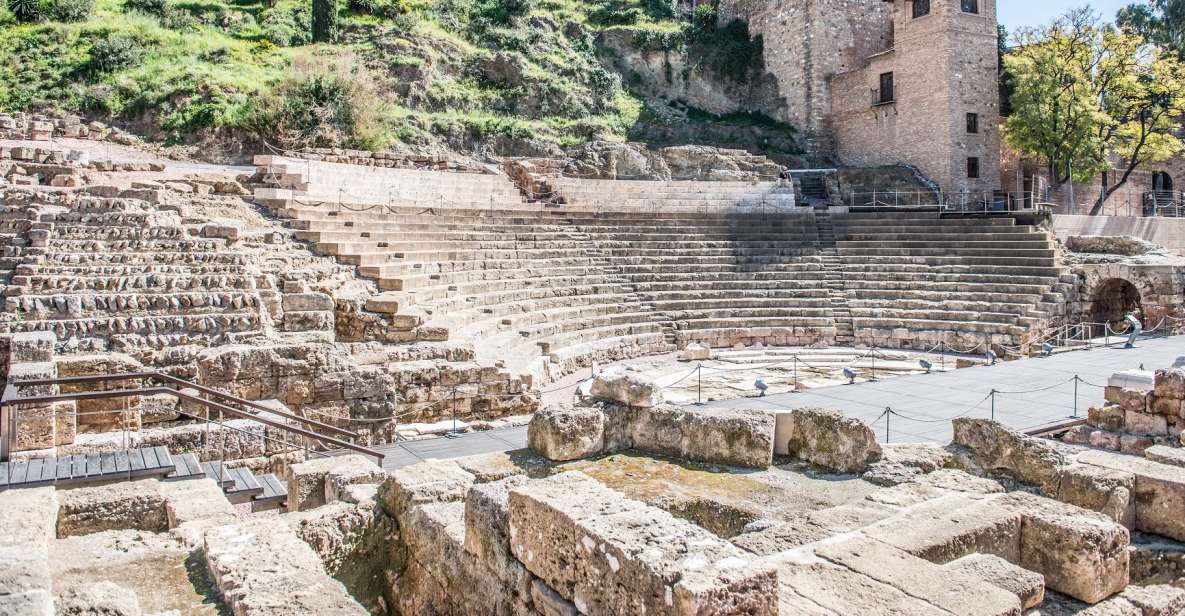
left=0, top=0, right=795, bottom=158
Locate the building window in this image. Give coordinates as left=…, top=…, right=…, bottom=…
left=961, top=0, right=979, bottom=13
left=912, top=0, right=929, bottom=18
left=966, top=113, right=979, bottom=134
left=877, top=72, right=895, bottom=105
left=967, top=157, right=981, bottom=179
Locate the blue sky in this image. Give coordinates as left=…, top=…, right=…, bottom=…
left=998, top=0, right=1134, bottom=30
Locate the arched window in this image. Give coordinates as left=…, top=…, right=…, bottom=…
left=1152, top=171, right=1174, bottom=192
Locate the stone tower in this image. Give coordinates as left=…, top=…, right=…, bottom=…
left=724, top=0, right=1002, bottom=194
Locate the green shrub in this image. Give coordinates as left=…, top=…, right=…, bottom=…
left=44, top=0, right=93, bottom=21
left=260, top=5, right=309, bottom=46
left=7, top=0, right=41, bottom=22
left=347, top=0, right=409, bottom=17
left=86, top=33, right=146, bottom=74
left=692, top=2, right=717, bottom=32
left=123, top=0, right=165, bottom=15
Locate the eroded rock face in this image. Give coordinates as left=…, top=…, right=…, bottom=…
left=776, top=408, right=882, bottom=473
left=1066, top=235, right=1156, bottom=256
left=527, top=405, right=605, bottom=462
left=589, top=367, right=663, bottom=408
left=952, top=418, right=1069, bottom=492
left=56, top=480, right=168, bottom=538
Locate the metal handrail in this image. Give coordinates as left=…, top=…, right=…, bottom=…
left=2, top=371, right=354, bottom=438
left=0, top=376, right=384, bottom=463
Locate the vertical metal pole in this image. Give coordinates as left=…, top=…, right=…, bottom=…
left=793, top=356, right=799, bottom=393
left=450, top=387, right=458, bottom=437
left=1, top=403, right=10, bottom=463
left=1072, top=376, right=1079, bottom=419
left=990, top=390, right=997, bottom=421
left=884, top=408, right=891, bottom=443
left=939, top=340, right=946, bottom=370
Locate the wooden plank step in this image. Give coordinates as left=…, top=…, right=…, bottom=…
left=224, top=467, right=264, bottom=504
left=250, top=473, right=288, bottom=512
left=201, top=461, right=235, bottom=489
left=165, top=453, right=204, bottom=482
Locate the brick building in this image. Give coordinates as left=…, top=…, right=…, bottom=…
left=721, top=0, right=1002, bottom=195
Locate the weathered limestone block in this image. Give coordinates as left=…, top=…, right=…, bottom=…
left=507, top=471, right=777, bottom=615
left=773, top=560, right=948, bottom=615
left=463, top=475, right=530, bottom=575
left=532, top=579, right=578, bottom=616
left=944, top=553, right=1045, bottom=610
left=528, top=405, right=605, bottom=462
left=1126, top=411, right=1169, bottom=435
left=730, top=501, right=896, bottom=556
left=951, top=418, right=1068, bottom=492
left=281, top=310, right=334, bottom=333
left=1078, top=449, right=1185, bottom=542
left=1054, top=463, right=1137, bottom=528
left=1144, top=445, right=1185, bottom=467
left=861, top=443, right=955, bottom=486
left=159, top=478, right=237, bottom=546
left=56, top=479, right=168, bottom=537
left=1154, top=368, right=1185, bottom=400
left=997, top=492, right=1130, bottom=604
left=200, top=220, right=240, bottom=240
left=204, top=518, right=368, bottom=616
left=1090, top=405, right=1128, bottom=432
left=588, top=367, right=663, bottom=407
left=8, top=331, right=55, bottom=363
left=0, top=486, right=57, bottom=616
left=1152, top=396, right=1185, bottom=417
left=865, top=495, right=1023, bottom=564
left=815, top=537, right=1022, bottom=615
left=56, top=353, right=143, bottom=433
left=377, top=459, right=475, bottom=522
left=775, top=408, right=881, bottom=473
left=54, top=581, right=142, bottom=616
left=287, top=501, right=399, bottom=615
left=398, top=499, right=529, bottom=615
left=283, top=292, right=334, bottom=312
left=286, top=456, right=335, bottom=512
left=628, top=406, right=774, bottom=469
left=679, top=343, right=711, bottom=361
left=324, top=455, right=387, bottom=504
left=1119, top=584, right=1185, bottom=615
left=8, top=361, right=61, bottom=451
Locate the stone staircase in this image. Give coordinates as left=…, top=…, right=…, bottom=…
left=815, top=212, right=855, bottom=346
left=798, top=173, right=831, bottom=207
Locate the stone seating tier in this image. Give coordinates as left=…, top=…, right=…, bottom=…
left=267, top=198, right=1068, bottom=380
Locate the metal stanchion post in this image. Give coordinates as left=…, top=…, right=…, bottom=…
left=792, top=356, right=799, bottom=393
left=884, top=408, right=891, bottom=443
left=939, top=340, right=946, bottom=370
left=696, top=364, right=703, bottom=406
left=447, top=387, right=459, bottom=438
left=1071, top=376, right=1079, bottom=419
left=990, top=389, right=997, bottom=421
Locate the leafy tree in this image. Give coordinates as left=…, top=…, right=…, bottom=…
left=1118, top=0, right=1185, bottom=58
left=1004, top=8, right=1185, bottom=215
left=7, top=0, right=41, bottom=22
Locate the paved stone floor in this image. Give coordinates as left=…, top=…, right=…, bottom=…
left=375, top=335, right=1185, bottom=468
left=710, top=334, right=1185, bottom=443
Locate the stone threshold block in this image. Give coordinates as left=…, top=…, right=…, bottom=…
left=287, top=454, right=386, bottom=512
left=507, top=471, right=777, bottom=616
left=204, top=518, right=368, bottom=616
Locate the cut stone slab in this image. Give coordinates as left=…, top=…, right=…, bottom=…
left=1077, top=449, right=1185, bottom=542
left=464, top=475, right=530, bottom=573
left=363, top=292, right=401, bottom=314
left=864, top=494, right=1022, bottom=564
left=1118, top=583, right=1185, bottom=615
left=773, top=560, right=948, bottom=616
left=1111, top=370, right=1156, bottom=392
left=775, top=408, right=881, bottom=473
left=377, top=459, right=475, bottom=521
left=54, top=581, right=142, bottom=616
left=815, top=537, right=1022, bottom=615
left=1143, top=445, right=1185, bottom=468
left=507, top=471, right=777, bottom=615
left=1054, top=463, right=1136, bottom=528
left=997, top=492, right=1130, bottom=604
left=945, top=553, right=1045, bottom=610
left=627, top=406, right=774, bottom=469
left=589, top=367, right=663, bottom=408
left=159, top=477, right=238, bottom=546
left=204, top=518, right=368, bottom=616
left=528, top=405, right=605, bottom=462
left=56, top=479, right=168, bottom=538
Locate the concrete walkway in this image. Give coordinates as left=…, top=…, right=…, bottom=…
left=708, top=335, right=1185, bottom=443
left=373, top=336, right=1184, bottom=468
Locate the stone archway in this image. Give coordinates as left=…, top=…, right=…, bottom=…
left=1153, top=171, right=1174, bottom=192
left=1089, top=278, right=1143, bottom=333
